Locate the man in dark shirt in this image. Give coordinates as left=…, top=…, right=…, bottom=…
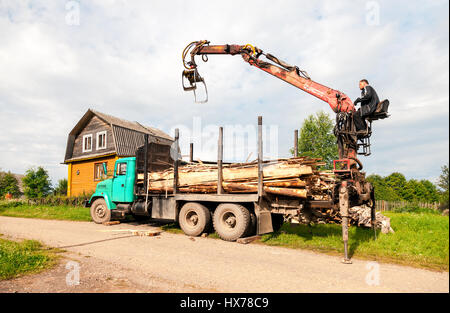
left=353, top=79, right=380, bottom=131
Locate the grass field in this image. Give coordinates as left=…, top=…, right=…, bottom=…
left=0, top=201, right=91, bottom=221
left=1, top=200, right=448, bottom=271
left=0, top=236, right=58, bottom=280
left=164, top=210, right=449, bottom=271
left=260, top=211, right=449, bottom=271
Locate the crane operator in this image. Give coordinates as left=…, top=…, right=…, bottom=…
left=353, top=79, right=380, bottom=131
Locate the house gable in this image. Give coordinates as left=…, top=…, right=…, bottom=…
left=71, top=115, right=115, bottom=160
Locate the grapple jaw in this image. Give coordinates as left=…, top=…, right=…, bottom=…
left=182, top=68, right=208, bottom=103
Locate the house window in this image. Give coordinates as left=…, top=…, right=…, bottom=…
left=82, top=134, right=92, bottom=152
left=97, top=131, right=107, bottom=150
left=94, top=162, right=106, bottom=181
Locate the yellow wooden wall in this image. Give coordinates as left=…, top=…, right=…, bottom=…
left=68, top=155, right=118, bottom=196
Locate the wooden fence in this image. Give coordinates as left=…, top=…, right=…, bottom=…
left=24, top=196, right=90, bottom=207
left=375, top=200, right=441, bottom=212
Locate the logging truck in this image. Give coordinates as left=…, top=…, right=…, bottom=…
left=85, top=117, right=347, bottom=243
left=85, top=40, right=390, bottom=262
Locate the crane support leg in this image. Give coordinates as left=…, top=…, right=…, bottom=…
left=339, top=181, right=352, bottom=264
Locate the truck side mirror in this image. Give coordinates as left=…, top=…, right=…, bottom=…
left=103, top=163, right=107, bottom=178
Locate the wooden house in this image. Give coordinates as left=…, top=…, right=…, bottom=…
left=64, top=109, right=173, bottom=196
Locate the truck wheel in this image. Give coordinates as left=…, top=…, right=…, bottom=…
left=213, top=203, right=250, bottom=241
left=244, top=211, right=257, bottom=237
left=179, top=202, right=211, bottom=237
left=90, top=198, right=111, bottom=224
left=271, top=213, right=284, bottom=232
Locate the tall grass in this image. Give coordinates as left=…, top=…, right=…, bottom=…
left=0, top=237, right=57, bottom=280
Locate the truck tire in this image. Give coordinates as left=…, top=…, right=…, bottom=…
left=244, top=211, right=257, bottom=237
left=90, top=198, right=111, bottom=224
left=179, top=202, right=211, bottom=237
left=213, top=203, right=250, bottom=241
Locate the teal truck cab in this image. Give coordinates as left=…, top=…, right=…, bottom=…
left=86, top=139, right=178, bottom=224
left=87, top=157, right=137, bottom=220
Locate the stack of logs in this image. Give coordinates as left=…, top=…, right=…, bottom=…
left=146, top=156, right=334, bottom=200
left=145, top=156, right=391, bottom=230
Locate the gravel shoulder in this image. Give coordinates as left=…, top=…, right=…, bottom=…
left=0, top=216, right=448, bottom=293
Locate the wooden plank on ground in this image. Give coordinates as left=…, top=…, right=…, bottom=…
left=236, top=235, right=262, bottom=244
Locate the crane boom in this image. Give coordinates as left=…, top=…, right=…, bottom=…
left=181, top=40, right=390, bottom=263
left=182, top=41, right=355, bottom=113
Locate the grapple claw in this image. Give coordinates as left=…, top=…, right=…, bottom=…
left=182, top=69, right=208, bottom=103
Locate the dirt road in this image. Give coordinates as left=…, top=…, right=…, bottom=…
left=0, top=216, right=448, bottom=293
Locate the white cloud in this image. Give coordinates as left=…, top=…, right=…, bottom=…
left=0, top=0, right=448, bottom=185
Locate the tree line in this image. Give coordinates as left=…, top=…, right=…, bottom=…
left=366, top=172, right=444, bottom=204
left=0, top=167, right=67, bottom=199
left=292, top=111, right=449, bottom=209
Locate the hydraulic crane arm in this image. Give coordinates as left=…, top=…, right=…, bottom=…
left=182, top=40, right=355, bottom=113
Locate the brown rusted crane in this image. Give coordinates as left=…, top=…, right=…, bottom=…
left=181, top=40, right=389, bottom=262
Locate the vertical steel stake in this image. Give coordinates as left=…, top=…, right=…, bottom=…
left=294, top=129, right=298, bottom=158
left=189, top=142, right=194, bottom=163
left=371, top=188, right=377, bottom=240
left=339, top=181, right=352, bottom=264
left=173, top=128, right=179, bottom=195
left=217, top=127, right=224, bottom=194
left=257, top=116, right=264, bottom=198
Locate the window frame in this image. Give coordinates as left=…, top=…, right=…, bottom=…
left=96, top=131, right=107, bottom=150
left=93, top=162, right=106, bottom=181
left=116, top=162, right=127, bottom=176
left=82, top=134, right=93, bottom=153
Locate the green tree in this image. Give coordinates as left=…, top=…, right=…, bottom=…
left=404, top=179, right=428, bottom=202
left=385, top=172, right=407, bottom=199
left=367, top=173, right=440, bottom=203
left=367, top=174, right=398, bottom=201
left=22, top=167, right=52, bottom=198
left=53, top=178, right=68, bottom=196
left=0, top=171, right=21, bottom=198
left=437, top=164, right=449, bottom=209
left=292, top=111, right=338, bottom=170
left=420, top=179, right=440, bottom=203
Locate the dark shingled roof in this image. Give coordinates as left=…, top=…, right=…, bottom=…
left=64, top=109, right=173, bottom=162
left=91, top=110, right=172, bottom=140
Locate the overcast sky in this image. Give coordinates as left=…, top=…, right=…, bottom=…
left=0, top=0, right=448, bottom=186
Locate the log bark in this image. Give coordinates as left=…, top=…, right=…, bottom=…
left=144, top=157, right=332, bottom=200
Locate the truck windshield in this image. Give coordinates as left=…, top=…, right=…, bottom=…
left=116, top=163, right=127, bottom=176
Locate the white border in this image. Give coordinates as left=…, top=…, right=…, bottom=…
left=82, top=134, right=92, bottom=152
left=96, top=131, right=107, bottom=150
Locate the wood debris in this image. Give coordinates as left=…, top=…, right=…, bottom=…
left=102, top=221, right=121, bottom=226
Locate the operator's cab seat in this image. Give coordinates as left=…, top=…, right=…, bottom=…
left=366, top=99, right=390, bottom=122
left=356, top=99, right=390, bottom=136
left=356, top=99, right=390, bottom=156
